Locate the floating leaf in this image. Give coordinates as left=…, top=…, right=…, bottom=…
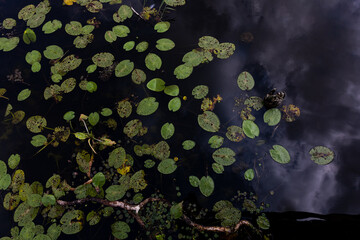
left=111, top=221, right=130, bottom=240
left=257, top=215, right=270, bottom=230
left=17, top=89, right=31, bottom=101
left=61, top=78, right=76, bottom=93
left=86, top=64, right=97, bottom=73
left=131, top=69, right=146, bottom=84
left=117, top=99, right=132, bottom=118
left=1, top=37, right=20, bottom=51
left=144, top=159, right=155, bottom=168
left=27, top=13, right=45, bottom=28
left=145, top=53, right=162, bottom=71
left=153, top=141, right=170, bottom=160
left=23, top=28, right=37, bottom=44
left=81, top=25, right=95, bottom=35
left=88, top=112, right=100, bottom=126
left=212, top=163, right=224, bottom=174
left=199, top=176, right=214, bottom=197
left=130, top=170, right=147, bottom=192
left=3, top=18, right=16, bottom=30
left=42, top=20, right=62, bottom=34
left=309, top=146, right=334, bottom=165
left=136, top=97, right=159, bottom=116
left=161, top=123, right=175, bottom=140
left=164, top=0, right=186, bottom=7
left=101, top=108, right=112, bottom=117
left=154, top=21, right=170, bottom=33
left=18, top=4, right=36, bottom=20
left=270, top=145, right=290, bottom=164
left=242, top=120, right=259, bottom=139
left=51, top=74, right=62, bottom=83
left=31, top=62, right=41, bottom=72
left=215, top=207, right=242, bottom=227
left=170, top=202, right=183, bottom=219
left=11, top=110, right=25, bottom=125
left=76, top=150, right=91, bottom=173
left=156, top=38, right=175, bottom=51
left=198, top=36, right=219, bottom=50
left=8, top=154, right=20, bottom=169
left=164, top=85, right=179, bottom=96
left=263, top=108, right=281, bottom=126
left=244, top=169, right=255, bottom=181
left=189, top=176, right=200, bottom=187
left=117, top=5, right=133, bottom=22
left=43, top=45, right=63, bottom=60
left=123, top=41, right=135, bottom=51
left=147, top=78, right=165, bottom=92
left=136, top=41, right=149, bottom=52
left=168, top=97, right=181, bottom=112
left=86, top=211, right=101, bottom=226
left=105, top=185, right=127, bottom=201
left=63, top=111, right=75, bottom=121
left=108, top=147, right=126, bottom=169
left=244, top=96, right=263, bottom=111
left=174, top=64, right=193, bottom=79
left=212, top=148, right=236, bottom=166
left=237, top=71, right=255, bottom=91
left=115, top=60, right=134, bottom=77
left=86, top=81, right=98, bottom=93
left=86, top=1, right=103, bottom=13
left=41, top=194, right=55, bottom=207
left=281, top=104, right=301, bottom=122
left=182, top=140, right=195, bottom=150
left=197, top=111, right=220, bottom=132
left=30, top=134, right=47, bottom=147
left=13, top=201, right=38, bottom=227
left=25, top=50, right=41, bottom=65
left=208, top=135, right=224, bottom=148
left=92, top=172, right=106, bottom=188
left=215, top=42, right=235, bottom=59
left=92, top=52, right=114, bottom=68
left=104, top=30, right=117, bottom=42
left=60, top=210, right=84, bottom=234
left=3, top=192, right=21, bottom=210
left=112, top=25, right=130, bottom=37
left=182, top=50, right=205, bottom=67
left=0, top=174, right=11, bottom=190
left=26, top=116, right=47, bottom=133
left=74, top=34, right=94, bottom=48
left=192, top=85, right=209, bottom=99
left=74, top=132, right=89, bottom=140
left=226, top=125, right=245, bottom=142
left=157, top=158, right=177, bottom=174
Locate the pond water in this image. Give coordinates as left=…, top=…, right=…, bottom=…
left=0, top=0, right=359, bottom=239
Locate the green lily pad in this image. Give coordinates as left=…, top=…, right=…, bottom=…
left=182, top=140, right=195, bottom=150
left=164, top=0, right=186, bottom=7
left=88, top=112, right=100, bottom=126
left=161, top=122, right=175, bottom=140
left=244, top=96, right=263, bottom=111
left=189, top=176, right=200, bottom=187
left=212, top=147, right=236, bottom=166
left=174, top=64, right=193, bottom=79
left=135, top=41, right=149, bottom=52
left=81, top=25, right=95, bottom=34
left=226, top=125, right=245, bottom=142
left=144, top=159, right=155, bottom=168
left=76, top=150, right=91, bottom=173
left=86, top=81, right=97, bottom=93
left=112, top=25, right=130, bottom=37
left=156, top=38, right=175, bottom=51
left=154, top=21, right=170, bottom=33
left=136, top=97, right=159, bottom=116
left=157, top=158, right=177, bottom=174
left=145, top=53, right=162, bottom=71
left=86, top=1, right=103, bottom=13
left=104, top=30, right=117, bottom=43
left=92, top=172, right=106, bottom=188
left=264, top=108, right=281, bottom=126
left=63, top=111, right=75, bottom=121
left=3, top=18, right=16, bottom=30
left=61, top=77, right=76, bottom=93
left=244, top=168, right=255, bottom=181
left=309, top=146, right=334, bottom=165
left=27, top=13, right=45, bottom=28
left=117, top=99, right=132, bottom=118
left=164, top=85, right=179, bottom=96
left=86, top=64, right=97, bottom=73
left=60, top=210, right=84, bottom=234
left=242, top=120, right=259, bottom=139
left=192, top=85, right=208, bottom=99
left=117, top=5, right=133, bottom=22
left=146, top=78, right=165, bottom=92
left=51, top=74, right=62, bottom=83
left=92, top=52, right=115, bottom=68
left=23, top=28, right=36, bottom=44
left=115, top=60, right=134, bottom=77
left=101, top=108, right=112, bottom=116
left=131, top=69, right=146, bottom=84
left=153, top=141, right=170, bottom=160
left=30, top=134, right=47, bottom=147
left=18, top=4, right=36, bottom=20
left=43, top=45, right=63, bottom=60
left=215, top=42, right=235, bottom=59
left=108, top=147, right=126, bottom=168
left=0, top=174, right=11, bottom=190
left=199, top=176, right=214, bottom=197
left=166, top=98, right=180, bottom=112
left=42, top=19, right=62, bottom=34
left=73, top=34, right=94, bottom=48
left=1, top=37, right=20, bottom=51
left=8, top=154, right=20, bottom=169
left=212, top=163, right=224, bottom=174
left=17, top=89, right=31, bottom=101
left=270, top=145, right=290, bottom=164
left=26, top=116, right=47, bottom=133
left=31, top=62, right=41, bottom=72
left=257, top=215, right=270, bottom=230
left=208, top=135, right=224, bottom=148
left=41, top=194, right=55, bottom=207
left=123, top=41, right=135, bottom=51
left=11, top=110, right=25, bottom=125
left=111, top=221, right=130, bottom=239
left=197, top=111, right=220, bottom=132
left=123, top=119, right=143, bottom=138
left=198, top=36, right=219, bottom=50
left=170, top=202, right=183, bottom=219
left=237, top=71, right=255, bottom=91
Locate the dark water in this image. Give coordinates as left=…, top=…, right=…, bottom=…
left=1, top=0, right=360, bottom=238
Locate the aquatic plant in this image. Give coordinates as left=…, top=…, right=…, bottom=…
left=0, top=0, right=335, bottom=239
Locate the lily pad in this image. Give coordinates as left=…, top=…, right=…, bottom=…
left=12, top=111, right=26, bottom=124
left=117, top=5, right=133, bottom=22
left=154, top=21, right=170, bottom=33
left=111, top=221, right=130, bottom=240
left=63, top=111, right=75, bottom=121
left=17, top=89, right=31, bottom=101
left=27, top=13, right=45, bottom=28
left=161, top=122, right=175, bottom=140
left=136, top=97, right=159, bottom=116
left=189, top=176, right=200, bottom=187
left=182, top=140, right=195, bottom=150
left=212, top=148, right=236, bottom=166
left=101, top=108, right=112, bottom=117
left=164, top=85, right=179, bottom=96
left=1, top=37, right=20, bottom=51
left=237, top=71, right=255, bottom=91
left=156, top=38, right=175, bottom=51
left=257, top=215, right=270, bottom=230
left=226, top=125, right=245, bottom=142
left=88, top=112, right=100, bottom=126
left=61, top=78, right=76, bottom=93
left=86, top=81, right=97, bottom=93
left=174, top=64, right=193, bottom=79
left=92, top=172, right=106, bottom=188
left=147, top=78, right=166, bottom=92
left=30, top=134, right=47, bottom=147
left=43, top=45, right=63, bottom=60
left=244, top=96, right=263, bottom=111
left=23, top=28, right=36, bottom=44
left=182, top=50, right=204, bottom=67
left=131, top=69, right=146, bottom=84
left=117, top=99, right=132, bottom=118
left=86, top=64, right=97, bottom=73
left=199, top=176, right=214, bottom=197
left=3, top=18, right=16, bottom=30
left=8, top=154, right=20, bottom=169
left=112, top=25, right=130, bottom=37
left=31, top=62, right=41, bottom=72
left=309, top=146, right=334, bottom=165
left=145, top=53, right=162, bottom=71
left=242, top=120, right=259, bottom=139
left=208, top=135, right=224, bottom=148
left=164, top=0, right=186, bottom=7
left=157, top=158, right=177, bottom=174
left=26, top=116, right=47, bottom=133
left=270, top=145, right=290, bottom=164
left=108, top=147, right=126, bottom=168
left=18, top=5, right=36, bottom=20
left=86, top=1, right=103, bottom=13
left=74, top=34, right=94, bottom=48
left=212, top=163, right=224, bottom=174
left=123, top=41, right=135, bottom=51
left=197, top=111, right=220, bottom=132
left=264, top=108, right=281, bottom=126
left=104, top=30, right=117, bottom=43
left=192, top=85, right=209, bottom=99
left=92, top=52, right=114, bottom=68
left=115, top=60, right=134, bottom=77
left=198, top=36, right=219, bottom=50
left=215, top=42, right=235, bottom=59
left=136, top=41, right=149, bottom=52
left=60, top=210, right=84, bottom=234
left=244, top=169, right=255, bottom=181
left=42, top=20, right=62, bottom=34
left=168, top=97, right=181, bottom=112
left=153, top=141, right=170, bottom=160
left=123, top=119, right=142, bottom=138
